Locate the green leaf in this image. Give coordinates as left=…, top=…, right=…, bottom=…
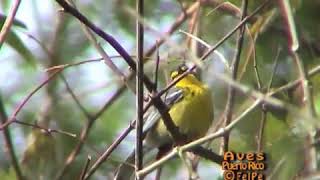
left=5, top=31, right=36, bottom=66
left=0, top=14, right=27, bottom=29
left=0, top=14, right=35, bottom=66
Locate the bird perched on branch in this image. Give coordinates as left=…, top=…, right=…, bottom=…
left=114, top=64, right=214, bottom=180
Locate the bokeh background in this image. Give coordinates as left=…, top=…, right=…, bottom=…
left=1, top=0, right=320, bottom=179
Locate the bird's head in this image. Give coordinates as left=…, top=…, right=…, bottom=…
left=170, top=64, right=202, bottom=88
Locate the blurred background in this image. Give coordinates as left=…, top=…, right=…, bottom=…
left=1, top=0, right=320, bottom=179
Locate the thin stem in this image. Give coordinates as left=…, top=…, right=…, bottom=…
left=200, top=0, right=270, bottom=61
left=0, top=0, right=21, bottom=49
left=257, top=109, right=267, bottom=152
left=83, top=62, right=320, bottom=179
left=65, top=0, right=133, bottom=92
left=0, top=96, right=24, bottom=180
left=79, top=156, right=91, bottom=180
left=0, top=68, right=63, bottom=130
left=14, top=120, right=76, bottom=138
left=221, top=0, right=248, bottom=152
left=55, top=0, right=188, bottom=145
left=253, top=48, right=262, bottom=90
left=154, top=41, right=160, bottom=92
left=56, top=86, right=126, bottom=179
left=155, top=167, right=162, bottom=180
left=135, top=0, right=144, bottom=175
left=145, top=2, right=199, bottom=58
left=136, top=101, right=261, bottom=178
left=267, top=47, right=281, bottom=90
left=257, top=47, right=280, bottom=152
left=60, top=75, right=91, bottom=118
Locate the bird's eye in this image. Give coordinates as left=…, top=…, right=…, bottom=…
left=177, top=64, right=188, bottom=74
left=170, top=64, right=188, bottom=80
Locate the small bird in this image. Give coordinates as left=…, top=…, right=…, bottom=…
left=114, top=64, right=214, bottom=180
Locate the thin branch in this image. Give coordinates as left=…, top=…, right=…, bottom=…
left=84, top=118, right=136, bottom=179
left=0, top=0, right=21, bottom=49
left=79, top=156, right=91, bottom=180
left=155, top=167, right=162, bottom=180
left=60, top=75, right=91, bottom=118
left=292, top=52, right=316, bottom=115
left=65, top=0, right=134, bottom=93
left=278, top=1, right=317, bottom=174
left=257, top=109, right=267, bottom=152
left=221, top=0, right=248, bottom=152
left=55, top=86, right=126, bottom=179
left=154, top=42, right=160, bottom=92
left=55, top=1, right=271, bottom=178
left=83, top=62, right=320, bottom=179
left=0, top=96, right=24, bottom=180
left=0, top=68, right=63, bottom=130
left=200, top=0, right=270, bottom=61
left=267, top=47, right=281, bottom=90
left=145, top=2, right=199, bottom=58
left=190, top=146, right=223, bottom=164
left=55, top=0, right=190, bottom=145
left=200, top=0, right=253, bottom=21
left=136, top=100, right=261, bottom=178
left=270, top=65, right=320, bottom=96
left=278, top=0, right=299, bottom=51
left=136, top=0, right=144, bottom=175
left=54, top=3, right=265, bottom=174
left=253, top=50, right=262, bottom=90
left=257, top=47, right=280, bottom=152
left=278, top=0, right=316, bottom=116
left=14, top=120, right=76, bottom=138
left=179, top=29, right=230, bottom=70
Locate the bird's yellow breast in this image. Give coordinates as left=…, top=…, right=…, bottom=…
left=146, top=84, right=214, bottom=147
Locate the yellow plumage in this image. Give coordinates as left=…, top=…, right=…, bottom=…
left=145, top=70, right=214, bottom=148
left=114, top=65, right=214, bottom=180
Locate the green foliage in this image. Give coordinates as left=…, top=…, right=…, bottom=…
left=1, top=0, right=320, bottom=179
left=0, top=168, right=17, bottom=180
left=0, top=14, right=35, bottom=66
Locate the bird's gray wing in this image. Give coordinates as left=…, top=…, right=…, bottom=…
left=142, top=89, right=184, bottom=134
left=114, top=89, right=184, bottom=180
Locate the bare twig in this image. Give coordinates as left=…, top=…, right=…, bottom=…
left=83, top=62, right=320, bottom=179
left=279, top=1, right=317, bottom=174
left=155, top=167, right=162, bottom=180
left=257, top=109, right=267, bottom=152
left=66, top=0, right=133, bottom=92
left=60, top=75, right=91, bottom=118
left=253, top=51, right=262, bottom=90
left=136, top=0, right=144, bottom=175
left=0, top=68, right=63, bottom=130
left=270, top=65, right=320, bottom=96
left=179, top=30, right=229, bottom=69
left=200, top=0, right=270, bottom=61
left=55, top=1, right=272, bottom=178
left=84, top=117, right=136, bottom=179
left=221, top=0, right=248, bottom=153
left=154, top=42, right=160, bottom=92
left=257, top=48, right=280, bottom=152
left=56, top=86, right=126, bottom=179
left=79, top=156, right=91, bottom=180
left=200, top=0, right=244, bottom=20
left=55, top=0, right=190, bottom=145
left=0, top=0, right=21, bottom=49
left=136, top=100, right=261, bottom=177
left=0, top=96, right=24, bottom=180
left=145, top=2, right=199, bottom=58
left=267, top=47, right=281, bottom=90
left=14, top=120, right=76, bottom=138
